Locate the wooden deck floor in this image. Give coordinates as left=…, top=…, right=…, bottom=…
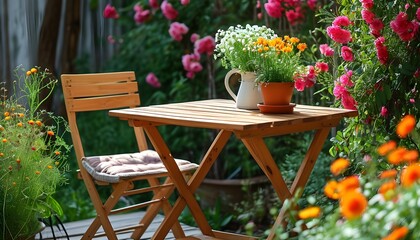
left=36, top=211, right=201, bottom=240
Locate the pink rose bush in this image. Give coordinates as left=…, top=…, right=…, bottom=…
left=103, top=4, right=119, bottom=19
left=315, top=0, right=420, bottom=160
left=263, top=0, right=321, bottom=27
left=169, top=22, right=189, bottom=41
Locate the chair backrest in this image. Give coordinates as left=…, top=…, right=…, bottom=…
left=61, top=71, right=148, bottom=168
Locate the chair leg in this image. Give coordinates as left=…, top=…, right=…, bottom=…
left=131, top=177, right=185, bottom=239
left=83, top=177, right=130, bottom=240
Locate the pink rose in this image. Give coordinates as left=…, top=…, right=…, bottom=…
left=182, top=53, right=203, bottom=79
left=315, top=62, right=329, bottom=72
left=161, top=0, right=178, bottom=20
left=369, top=18, right=384, bottom=37
left=417, top=8, right=420, bottom=21
left=180, top=0, right=190, bottom=5
left=390, top=12, right=419, bottom=42
left=341, top=91, right=357, bottom=110
left=374, top=37, right=389, bottom=65
left=339, top=70, right=354, bottom=87
left=134, top=4, right=151, bottom=24
left=294, top=77, right=306, bottom=92
left=307, top=0, right=317, bottom=10
left=103, top=4, right=119, bottom=19
left=361, top=9, right=375, bottom=24
left=319, top=44, right=334, bottom=57
left=169, top=22, right=189, bottom=41
left=341, top=46, right=354, bottom=62
left=264, top=0, right=284, bottom=18
left=146, top=73, right=161, bottom=88
left=326, top=25, right=352, bottom=44
left=194, top=36, right=215, bottom=56
left=333, top=84, right=346, bottom=99
left=190, top=33, right=200, bottom=43
left=332, top=16, right=352, bottom=27
left=286, top=7, right=304, bottom=26
left=149, top=0, right=160, bottom=9
left=359, top=0, right=373, bottom=9
left=380, top=106, right=388, bottom=117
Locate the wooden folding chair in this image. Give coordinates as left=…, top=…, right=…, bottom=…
left=61, top=71, right=198, bottom=240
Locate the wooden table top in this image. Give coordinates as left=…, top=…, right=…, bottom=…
left=109, top=99, right=358, bottom=132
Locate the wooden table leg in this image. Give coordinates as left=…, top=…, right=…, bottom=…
left=266, top=127, right=332, bottom=240
left=145, top=127, right=232, bottom=239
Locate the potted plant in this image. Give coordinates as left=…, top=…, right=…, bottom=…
left=252, top=35, right=315, bottom=107
left=0, top=66, right=70, bottom=240
left=214, top=24, right=277, bottom=109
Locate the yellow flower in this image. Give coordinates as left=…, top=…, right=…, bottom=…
left=17, top=122, right=23, bottom=127
left=2, top=138, right=7, bottom=143
left=297, top=43, right=307, bottom=52
left=290, top=37, right=300, bottom=43
left=330, top=158, right=350, bottom=176
left=30, top=67, right=37, bottom=73
left=5, top=116, right=11, bottom=120
left=26, top=71, right=32, bottom=76
left=47, top=165, right=53, bottom=169
left=4, top=112, right=9, bottom=117
left=298, top=206, right=321, bottom=219
left=55, top=151, right=60, bottom=156
left=18, top=113, right=24, bottom=118
left=28, top=120, right=35, bottom=125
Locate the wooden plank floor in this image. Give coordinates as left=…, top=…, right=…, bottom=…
left=36, top=211, right=202, bottom=240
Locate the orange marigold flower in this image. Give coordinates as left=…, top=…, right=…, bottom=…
left=30, top=67, right=37, bottom=73
left=26, top=70, right=32, bottom=76
left=35, top=120, right=42, bottom=126
left=382, top=226, right=409, bottom=240
left=403, top=150, right=419, bottom=163
left=16, top=159, right=21, bottom=164
left=298, top=206, right=321, bottom=219
left=4, top=111, right=9, bottom=117
left=28, top=120, right=35, bottom=125
left=297, top=43, right=307, bottom=51
left=377, top=140, right=397, bottom=156
left=54, top=151, right=60, bottom=155
left=35, top=170, right=41, bottom=175
left=396, top=115, right=416, bottom=138
left=47, top=130, right=54, bottom=136
left=47, top=165, right=53, bottom=169
left=0, top=153, right=4, bottom=157
left=324, top=180, right=340, bottom=200
left=379, top=169, right=398, bottom=179
left=340, top=190, right=367, bottom=220
left=378, top=180, right=397, bottom=198
left=337, top=175, right=360, bottom=195
left=0, top=126, right=4, bottom=131
left=2, top=138, right=7, bottom=143
left=387, top=147, right=407, bottom=165
left=330, top=158, right=350, bottom=176
left=18, top=113, right=24, bottom=118
left=401, top=164, right=420, bottom=187
left=17, top=122, right=23, bottom=127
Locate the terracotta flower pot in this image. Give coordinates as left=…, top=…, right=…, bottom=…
left=260, top=82, right=294, bottom=105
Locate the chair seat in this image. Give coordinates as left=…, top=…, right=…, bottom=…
left=82, top=150, right=198, bottom=183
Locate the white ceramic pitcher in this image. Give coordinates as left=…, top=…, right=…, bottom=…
left=224, top=69, right=262, bottom=110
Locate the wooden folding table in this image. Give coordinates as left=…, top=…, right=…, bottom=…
left=109, top=99, right=358, bottom=239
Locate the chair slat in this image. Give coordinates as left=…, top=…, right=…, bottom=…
left=65, top=81, right=138, bottom=98
left=62, top=72, right=135, bottom=85
left=67, top=94, right=140, bottom=112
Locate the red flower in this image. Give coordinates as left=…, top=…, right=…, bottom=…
left=361, top=9, right=375, bottom=24
left=339, top=70, right=354, bottom=87
left=390, top=12, right=419, bottom=42
left=264, top=0, right=284, bottom=18
left=103, top=4, right=119, bottom=19
left=161, top=0, right=178, bottom=20
left=194, top=36, right=215, bottom=56
left=327, top=26, right=352, bottom=44
left=341, top=46, right=354, bottom=62
left=341, top=91, right=357, bottom=110
left=369, top=18, right=384, bottom=37
left=374, top=37, right=389, bottom=65
left=359, top=0, right=374, bottom=9
left=133, top=4, right=151, bottom=24
left=149, top=0, right=159, bottom=9
left=182, top=53, right=203, bottom=79
left=333, top=16, right=352, bottom=27
left=286, top=7, right=304, bottom=26
left=315, top=62, right=329, bottom=72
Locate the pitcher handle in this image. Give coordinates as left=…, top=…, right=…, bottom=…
left=224, top=69, right=240, bottom=101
